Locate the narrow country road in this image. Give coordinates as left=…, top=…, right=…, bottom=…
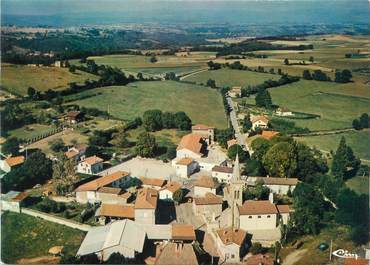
left=227, top=96, right=250, bottom=152
left=179, top=68, right=208, bottom=80
left=282, top=249, right=308, bottom=265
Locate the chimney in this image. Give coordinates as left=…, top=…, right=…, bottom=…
left=269, top=192, right=274, bottom=203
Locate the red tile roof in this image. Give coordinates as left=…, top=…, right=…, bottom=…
left=171, top=224, right=196, bottom=241
left=344, top=258, right=369, bottom=265
left=193, top=193, right=223, bottom=205
left=177, top=134, right=205, bottom=155
left=162, top=181, right=182, bottom=193
left=5, top=156, right=25, bottom=167
left=253, top=177, right=299, bottom=186
left=140, top=177, right=166, bottom=188
left=276, top=205, right=292, bottom=213
left=176, top=158, right=195, bottom=166
left=98, top=204, right=134, bottom=219
left=238, top=200, right=278, bottom=215
left=75, top=171, right=130, bottom=192
left=155, top=243, right=198, bottom=265
left=245, top=254, right=274, bottom=265
left=227, top=139, right=238, bottom=148
left=251, top=115, right=269, bottom=124
left=135, top=188, right=158, bottom=209
left=261, top=130, right=280, bottom=140
left=82, top=155, right=103, bottom=165
left=194, top=176, right=218, bottom=189
left=212, top=166, right=233, bottom=174
left=216, top=228, right=247, bottom=246
left=97, top=186, right=121, bottom=194
left=12, top=191, right=28, bottom=202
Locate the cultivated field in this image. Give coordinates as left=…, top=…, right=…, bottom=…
left=64, top=81, right=228, bottom=128
left=1, top=212, right=85, bottom=264
left=84, top=52, right=215, bottom=76
left=1, top=64, right=98, bottom=95
left=268, top=80, right=370, bottom=131
left=295, top=130, right=370, bottom=160
left=183, top=68, right=279, bottom=87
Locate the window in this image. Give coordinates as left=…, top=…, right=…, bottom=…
left=258, top=216, right=261, bottom=218
left=231, top=254, right=235, bottom=259
left=248, top=216, right=252, bottom=219
left=267, top=215, right=271, bottom=218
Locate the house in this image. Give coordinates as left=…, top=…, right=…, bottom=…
left=154, top=242, right=199, bottom=265
left=95, top=204, right=135, bottom=224
left=66, top=110, right=85, bottom=124
left=77, top=155, right=104, bottom=175
left=1, top=191, right=28, bottom=213
left=191, top=124, right=215, bottom=144
left=247, top=176, right=299, bottom=195
left=227, top=139, right=238, bottom=149
left=261, top=130, right=280, bottom=140
left=275, top=107, right=293, bottom=117
left=212, top=166, right=234, bottom=184
left=76, top=219, right=146, bottom=261
left=229, top=87, right=242, bottom=98
left=215, top=228, right=248, bottom=263
left=75, top=171, right=131, bottom=203
left=251, top=115, right=269, bottom=130
left=237, top=199, right=292, bottom=245
left=173, top=157, right=198, bottom=178
left=194, top=176, right=219, bottom=197
left=64, top=144, right=87, bottom=161
left=238, top=200, right=279, bottom=231
left=193, top=192, right=223, bottom=219
left=171, top=224, right=196, bottom=243
left=140, top=177, right=166, bottom=190
left=96, top=187, right=132, bottom=205
left=159, top=181, right=182, bottom=200
left=176, top=133, right=206, bottom=159
left=0, top=156, right=25, bottom=173
left=134, top=188, right=158, bottom=225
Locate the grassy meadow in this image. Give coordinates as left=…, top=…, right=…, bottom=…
left=295, top=130, right=370, bottom=160
left=268, top=80, right=370, bottom=131
left=183, top=68, right=279, bottom=87
left=1, top=64, right=98, bottom=95
left=64, top=81, right=228, bottom=128
left=1, top=212, right=85, bottom=264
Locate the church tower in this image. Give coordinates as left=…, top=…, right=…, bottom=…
left=230, top=154, right=244, bottom=229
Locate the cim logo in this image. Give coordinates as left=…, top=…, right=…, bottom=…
left=332, top=249, right=359, bottom=259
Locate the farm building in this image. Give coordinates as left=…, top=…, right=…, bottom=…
left=176, top=133, right=207, bottom=159
left=1, top=191, right=28, bottom=213
left=75, top=171, right=131, bottom=203
left=251, top=115, right=269, bottom=130
left=76, top=219, right=146, bottom=261
left=247, top=176, right=299, bottom=195
left=0, top=155, right=25, bottom=173
left=173, top=157, right=198, bottom=178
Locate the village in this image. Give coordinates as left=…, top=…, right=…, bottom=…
left=1, top=95, right=300, bottom=265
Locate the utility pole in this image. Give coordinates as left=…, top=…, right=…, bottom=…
left=329, top=239, right=333, bottom=261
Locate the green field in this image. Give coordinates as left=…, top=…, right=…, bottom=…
left=64, top=81, right=228, bottom=128
left=7, top=124, right=56, bottom=141
left=295, top=130, right=370, bottom=160
left=269, top=80, right=370, bottom=130
left=1, top=211, right=85, bottom=264
left=84, top=53, right=214, bottom=76
left=183, top=68, right=279, bottom=87
left=1, top=64, right=98, bottom=95
left=346, top=175, right=369, bottom=195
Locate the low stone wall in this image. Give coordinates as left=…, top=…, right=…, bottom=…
left=21, top=208, right=91, bottom=232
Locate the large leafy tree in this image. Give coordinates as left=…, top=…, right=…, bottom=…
left=292, top=183, right=332, bottom=235
left=331, top=137, right=361, bottom=180
left=143, top=109, right=163, bottom=132
left=250, top=137, right=272, bottom=161
left=227, top=144, right=249, bottom=162
left=135, top=132, right=157, bottom=158
left=296, top=143, right=328, bottom=182
left=2, top=137, right=20, bottom=156
left=2, top=150, right=52, bottom=192
left=255, top=89, right=272, bottom=108
left=262, top=141, right=297, bottom=178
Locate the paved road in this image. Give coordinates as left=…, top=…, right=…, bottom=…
left=227, top=97, right=249, bottom=152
